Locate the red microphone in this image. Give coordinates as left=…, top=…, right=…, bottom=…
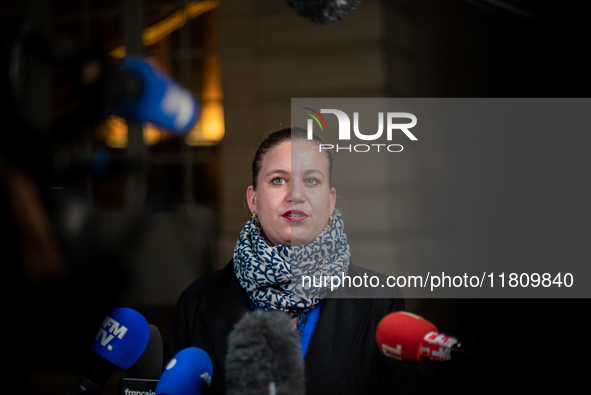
left=376, top=311, right=472, bottom=363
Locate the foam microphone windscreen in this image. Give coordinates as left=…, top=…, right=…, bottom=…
left=375, top=311, right=438, bottom=363
left=286, top=0, right=361, bottom=24
left=156, top=347, right=213, bottom=395
left=225, top=309, right=305, bottom=395
left=91, top=307, right=150, bottom=370
left=128, top=324, right=163, bottom=379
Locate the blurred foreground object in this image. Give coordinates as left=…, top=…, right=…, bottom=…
left=286, top=0, right=361, bottom=24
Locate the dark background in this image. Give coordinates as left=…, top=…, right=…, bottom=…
left=1, top=0, right=588, bottom=394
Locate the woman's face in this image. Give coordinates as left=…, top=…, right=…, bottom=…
left=247, top=140, right=336, bottom=246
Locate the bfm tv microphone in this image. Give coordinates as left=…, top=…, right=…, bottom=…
left=225, top=309, right=305, bottom=395
left=155, top=347, right=213, bottom=395
left=376, top=311, right=476, bottom=363
left=118, top=324, right=163, bottom=395
left=67, top=307, right=150, bottom=394
left=109, top=56, right=199, bottom=135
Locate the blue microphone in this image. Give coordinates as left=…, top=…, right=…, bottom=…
left=112, top=56, right=199, bottom=134
left=91, top=307, right=150, bottom=370
left=66, top=307, right=150, bottom=395
left=156, top=347, right=213, bottom=395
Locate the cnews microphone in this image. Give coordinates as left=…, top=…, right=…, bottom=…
left=376, top=311, right=476, bottom=363
left=156, top=347, right=213, bottom=395
left=225, top=309, right=305, bottom=395
left=67, top=307, right=150, bottom=394
left=118, top=324, right=163, bottom=395
left=110, top=56, right=199, bottom=134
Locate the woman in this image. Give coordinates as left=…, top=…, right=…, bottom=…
left=164, top=128, right=421, bottom=394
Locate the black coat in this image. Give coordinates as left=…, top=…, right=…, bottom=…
left=164, top=261, right=422, bottom=394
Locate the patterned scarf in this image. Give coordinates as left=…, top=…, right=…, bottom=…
left=233, top=213, right=350, bottom=312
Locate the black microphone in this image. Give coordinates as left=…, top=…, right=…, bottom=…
left=118, top=324, right=163, bottom=395
left=69, top=358, right=117, bottom=395
left=286, top=0, right=361, bottom=24
left=225, top=309, right=305, bottom=395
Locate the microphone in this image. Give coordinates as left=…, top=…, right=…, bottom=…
left=108, top=56, right=199, bottom=134
left=67, top=307, right=150, bottom=394
left=225, top=309, right=305, bottom=395
left=118, top=324, right=163, bottom=395
left=155, top=347, right=213, bottom=395
left=376, top=311, right=476, bottom=363
left=286, top=0, right=361, bottom=24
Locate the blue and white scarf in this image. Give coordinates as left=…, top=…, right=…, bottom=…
left=233, top=213, right=350, bottom=312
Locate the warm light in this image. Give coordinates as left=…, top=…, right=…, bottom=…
left=109, top=46, right=127, bottom=59
left=186, top=49, right=224, bottom=146
left=109, top=0, right=220, bottom=58
left=96, top=116, right=169, bottom=148
left=143, top=123, right=165, bottom=146
left=185, top=101, right=225, bottom=146
left=97, top=116, right=128, bottom=148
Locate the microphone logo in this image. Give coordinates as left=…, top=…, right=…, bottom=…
left=95, top=314, right=129, bottom=351
left=200, top=372, right=212, bottom=386
left=161, top=84, right=196, bottom=130
left=380, top=343, right=402, bottom=360
left=420, top=331, right=458, bottom=361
